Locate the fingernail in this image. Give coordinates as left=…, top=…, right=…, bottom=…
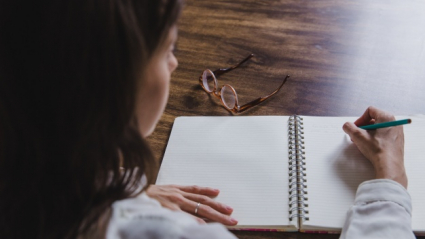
left=226, top=206, right=233, bottom=211
left=230, top=218, right=238, bottom=224
left=213, top=188, right=220, bottom=193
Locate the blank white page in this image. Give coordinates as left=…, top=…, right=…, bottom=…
left=302, top=116, right=375, bottom=230
left=156, top=116, right=296, bottom=229
left=404, top=116, right=425, bottom=232
left=302, top=115, right=425, bottom=232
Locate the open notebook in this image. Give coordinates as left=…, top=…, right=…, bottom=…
left=156, top=115, right=425, bottom=234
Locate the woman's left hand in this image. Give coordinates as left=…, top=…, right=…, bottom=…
left=146, top=184, right=238, bottom=226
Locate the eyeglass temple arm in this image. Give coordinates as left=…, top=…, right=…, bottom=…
left=237, top=75, right=290, bottom=113
left=213, top=54, right=255, bottom=77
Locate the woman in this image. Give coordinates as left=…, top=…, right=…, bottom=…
left=0, top=0, right=414, bottom=238
left=0, top=0, right=236, bottom=238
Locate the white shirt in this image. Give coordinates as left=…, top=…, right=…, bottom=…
left=106, top=179, right=414, bottom=239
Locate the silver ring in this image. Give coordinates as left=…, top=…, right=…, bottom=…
left=195, top=202, right=201, bottom=215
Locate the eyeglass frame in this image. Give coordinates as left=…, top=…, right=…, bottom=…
left=198, top=54, right=290, bottom=113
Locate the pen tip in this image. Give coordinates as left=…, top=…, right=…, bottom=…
left=408, top=119, right=412, bottom=124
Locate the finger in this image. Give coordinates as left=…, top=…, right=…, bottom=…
left=354, top=106, right=394, bottom=126
left=177, top=185, right=220, bottom=197
left=161, top=201, right=206, bottom=225
left=190, top=214, right=206, bottom=224
left=160, top=200, right=182, bottom=211
left=183, top=193, right=233, bottom=215
left=188, top=201, right=238, bottom=226
left=342, top=122, right=369, bottom=144
left=179, top=199, right=237, bottom=226
left=354, top=106, right=377, bottom=126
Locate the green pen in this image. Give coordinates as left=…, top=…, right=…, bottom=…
left=359, top=119, right=412, bottom=130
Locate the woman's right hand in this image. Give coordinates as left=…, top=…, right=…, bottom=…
left=342, top=106, right=408, bottom=188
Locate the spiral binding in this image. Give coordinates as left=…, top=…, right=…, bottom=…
left=288, top=115, right=309, bottom=222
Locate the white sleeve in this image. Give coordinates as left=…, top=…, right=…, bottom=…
left=340, top=179, right=415, bottom=239
left=106, top=193, right=237, bottom=239
left=116, top=218, right=237, bottom=239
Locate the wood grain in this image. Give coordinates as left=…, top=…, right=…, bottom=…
left=147, top=0, right=425, bottom=238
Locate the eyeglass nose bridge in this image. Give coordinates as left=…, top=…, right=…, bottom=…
left=212, top=89, right=222, bottom=100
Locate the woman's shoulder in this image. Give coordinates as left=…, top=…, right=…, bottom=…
left=106, top=192, right=237, bottom=239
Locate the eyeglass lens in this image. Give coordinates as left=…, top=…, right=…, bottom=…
left=221, top=85, right=236, bottom=109
left=202, top=70, right=215, bottom=92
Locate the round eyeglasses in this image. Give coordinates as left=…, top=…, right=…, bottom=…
left=199, top=54, right=289, bottom=113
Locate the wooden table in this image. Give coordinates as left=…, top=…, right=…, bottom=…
left=148, top=1, right=425, bottom=238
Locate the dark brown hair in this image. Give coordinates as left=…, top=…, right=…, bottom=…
left=0, top=0, right=182, bottom=238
